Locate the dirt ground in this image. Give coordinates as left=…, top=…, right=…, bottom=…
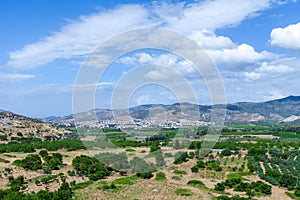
left=0, top=147, right=293, bottom=199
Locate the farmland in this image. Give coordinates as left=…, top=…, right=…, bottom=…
left=1, top=123, right=300, bottom=199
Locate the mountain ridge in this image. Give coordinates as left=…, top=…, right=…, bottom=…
left=40, top=95, right=300, bottom=126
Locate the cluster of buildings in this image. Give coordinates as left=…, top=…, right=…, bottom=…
left=65, top=118, right=213, bottom=129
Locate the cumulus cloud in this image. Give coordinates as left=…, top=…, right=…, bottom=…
left=189, top=30, right=277, bottom=66
left=0, top=73, right=35, bottom=82
left=207, top=43, right=275, bottom=66
left=244, top=62, right=295, bottom=80
left=119, top=37, right=276, bottom=71
left=118, top=53, right=197, bottom=78
left=6, top=0, right=277, bottom=69
left=270, top=22, right=300, bottom=50
left=189, top=30, right=235, bottom=50
left=144, top=71, right=166, bottom=80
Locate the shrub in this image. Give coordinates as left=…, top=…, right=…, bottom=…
left=252, top=181, right=272, bottom=195
left=150, top=144, right=160, bottom=152
left=112, top=176, right=138, bottom=185
left=67, top=170, right=75, bottom=176
left=39, top=150, right=48, bottom=157
left=137, top=172, right=153, bottom=179
left=175, top=188, right=192, bottom=196
left=125, top=148, right=135, bottom=152
left=43, top=167, right=52, bottom=174
left=155, top=172, right=166, bottom=181
left=216, top=196, right=231, bottom=200
left=279, top=174, right=298, bottom=188
left=72, top=155, right=110, bottom=180
left=0, top=158, right=10, bottom=163
left=174, top=170, right=187, bottom=175
left=187, top=180, right=207, bottom=190
left=221, top=149, right=232, bottom=156
left=12, top=154, right=42, bottom=171
left=191, top=165, right=199, bottom=173
left=224, top=178, right=242, bottom=188
left=214, top=182, right=225, bottom=192
left=98, top=183, right=119, bottom=192
left=173, top=152, right=188, bottom=164
left=71, top=181, right=93, bottom=190
left=294, top=187, right=300, bottom=197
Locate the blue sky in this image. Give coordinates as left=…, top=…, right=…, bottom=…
left=0, top=0, right=300, bottom=118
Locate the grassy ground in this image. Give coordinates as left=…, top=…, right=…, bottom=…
left=0, top=146, right=294, bottom=200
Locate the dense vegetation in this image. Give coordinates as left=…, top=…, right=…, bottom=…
left=12, top=151, right=64, bottom=172
left=0, top=139, right=85, bottom=153
left=72, top=155, right=111, bottom=181
left=0, top=175, right=73, bottom=200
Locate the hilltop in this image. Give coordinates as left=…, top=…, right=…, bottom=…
left=0, top=111, right=70, bottom=141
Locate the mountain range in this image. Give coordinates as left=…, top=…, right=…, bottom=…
left=39, top=95, right=300, bottom=126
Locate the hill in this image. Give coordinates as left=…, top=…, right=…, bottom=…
left=44, top=95, right=300, bottom=126
left=0, top=111, right=70, bottom=140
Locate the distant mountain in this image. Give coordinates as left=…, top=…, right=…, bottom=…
left=43, top=95, right=300, bottom=126
left=286, top=118, right=300, bottom=126
left=226, top=95, right=300, bottom=121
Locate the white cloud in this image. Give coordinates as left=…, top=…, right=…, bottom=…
left=0, top=73, right=35, bottom=82
left=118, top=53, right=197, bottom=78
left=207, top=43, right=275, bottom=66
left=256, top=62, right=294, bottom=73
left=189, top=30, right=235, bottom=50
left=144, top=71, right=166, bottom=80
left=119, top=53, right=174, bottom=66
left=136, top=95, right=153, bottom=105
left=244, top=62, right=295, bottom=80
left=188, top=30, right=277, bottom=66
left=153, top=0, right=272, bottom=32
left=8, top=4, right=154, bottom=69
left=263, top=90, right=286, bottom=101
left=7, top=0, right=277, bottom=69
left=270, top=22, right=300, bottom=50
left=119, top=41, right=276, bottom=72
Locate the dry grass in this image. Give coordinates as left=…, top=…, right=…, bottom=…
left=0, top=147, right=293, bottom=200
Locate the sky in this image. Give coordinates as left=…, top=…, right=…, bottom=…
left=0, top=0, right=300, bottom=118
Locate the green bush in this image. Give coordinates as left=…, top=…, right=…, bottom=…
left=39, top=150, right=48, bottom=157
left=150, top=144, right=160, bottom=152
left=187, top=180, right=207, bottom=190
left=112, top=176, right=138, bottom=185
left=175, top=188, right=192, bottom=196
left=191, top=165, right=199, bottom=173
left=13, top=154, right=42, bottom=171
left=214, top=182, right=225, bottom=192
left=173, top=152, right=189, bottom=164
left=71, top=181, right=93, bottom=190
left=155, top=172, right=166, bottom=181
left=72, top=155, right=111, bottom=180
left=137, top=172, right=153, bottom=179
left=221, top=149, right=232, bottom=156
left=294, top=187, right=300, bottom=197
left=174, top=170, right=187, bottom=175
left=98, top=183, right=119, bottom=192
left=0, top=158, right=10, bottom=163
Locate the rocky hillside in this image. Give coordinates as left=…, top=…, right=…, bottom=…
left=0, top=111, right=70, bottom=140
left=226, top=96, right=300, bottom=121
left=44, top=95, right=300, bottom=126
